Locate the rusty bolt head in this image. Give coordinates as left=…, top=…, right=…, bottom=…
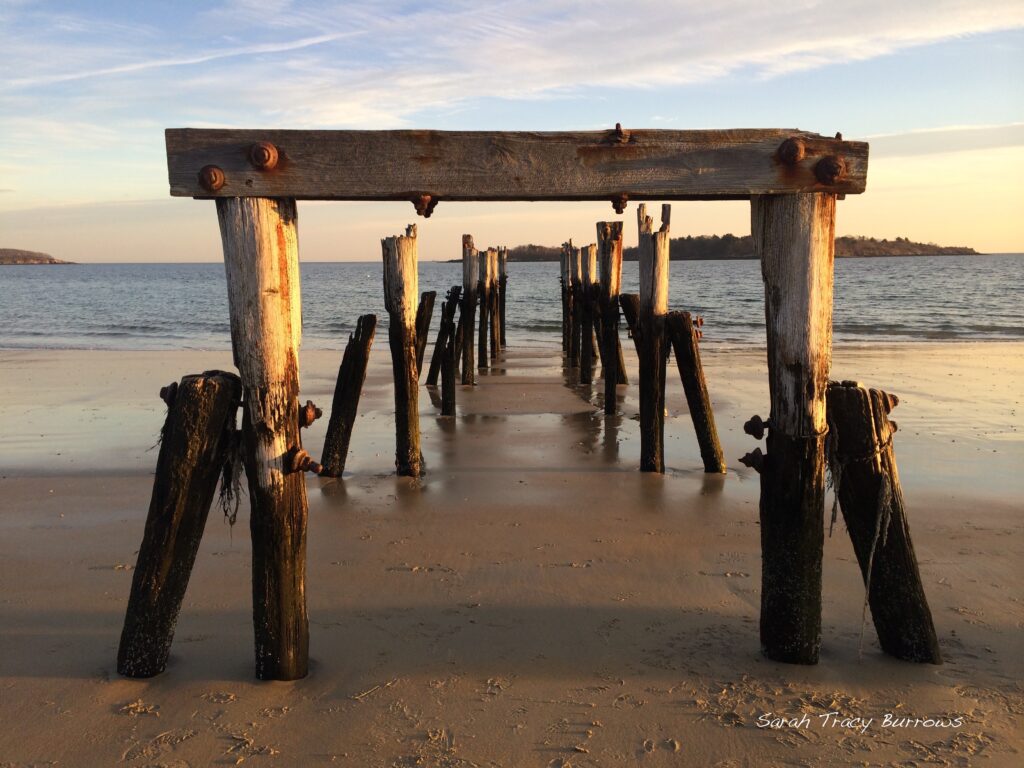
left=743, top=414, right=769, bottom=440
left=288, top=447, right=324, bottom=475
left=814, top=155, right=847, bottom=185
left=299, top=400, right=323, bottom=428
left=889, top=420, right=898, bottom=433
left=412, top=194, right=435, bottom=218
left=885, top=393, right=900, bottom=412
left=611, top=194, right=629, bottom=214
left=159, top=381, right=178, bottom=407
left=249, top=141, right=279, bottom=171
left=738, top=448, right=765, bottom=473
left=777, top=138, right=806, bottom=166
left=198, top=165, right=225, bottom=192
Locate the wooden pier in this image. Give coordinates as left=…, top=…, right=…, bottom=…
left=115, top=126, right=937, bottom=680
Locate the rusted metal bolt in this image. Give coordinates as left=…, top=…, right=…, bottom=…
left=613, top=122, right=630, bottom=144
left=288, top=448, right=323, bottom=475
left=694, top=315, right=705, bottom=328
left=159, top=381, right=178, bottom=407
left=743, top=414, right=769, bottom=440
left=248, top=141, right=279, bottom=171
left=889, top=420, right=898, bottom=433
left=611, top=194, right=629, bottom=214
left=412, top=194, right=437, bottom=218
left=777, top=138, right=806, bottom=166
left=814, top=155, right=847, bottom=185
left=299, top=400, right=323, bottom=428
left=198, top=165, right=225, bottom=192
left=739, top=448, right=765, bottom=474
left=885, top=393, right=899, bottom=412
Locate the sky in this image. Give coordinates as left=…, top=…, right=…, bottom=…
left=1, top=0, right=1022, bottom=262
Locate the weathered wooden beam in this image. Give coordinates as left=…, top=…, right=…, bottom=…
left=751, top=192, right=835, bottom=665
left=597, top=222, right=627, bottom=409
left=167, top=129, right=868, bottom=202
left=217, top=197, right=308, bottom=681
left=118, top=371, right=241, bottom=678
left=826, top=382, right=940, bottom=663
left=383, top=224, right=421, bottom=477
left=666, top=311, right=726, bottom=473
left=461, top=235, right=478, bottom=385
left=637, top=204, right=671, bottom=473
left=320, top=314, right=376, bottom=477
left=414, top=290, right=436, bottom=377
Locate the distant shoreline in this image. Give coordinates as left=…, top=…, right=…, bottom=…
left=0, top=248, right=73, bottom=265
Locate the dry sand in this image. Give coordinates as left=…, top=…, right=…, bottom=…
left=0, top=342, right=1021, bottom=767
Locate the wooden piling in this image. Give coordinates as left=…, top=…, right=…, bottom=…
left=477, top=247, right=492, bottom=369
left=426, top=286, right=462, bottom=386
left=560, top=245, right=570, bottom=354
left=441, top=327, right=457, bottom=416
left=216, top=197, right=308, bottom=680
left=320, top=314, right=377, bottom=477
left=637, top=203, right=671, bottom=473
left=667, top=311, right=726, bottom=473
left=620, top=293, right=641, bottom=358
left=499, top=246, right=508, bottom=348
left=579, top=244, right=598, bottom=385
left=382, top=224, right=421, bottom=477
left=598, top=222, right=625, bottom=413
left=461, top=235, right=479, bottom=385
left=569, top=244, right=583, bottom=368
left=414, top=290, right=436, bottom=378
left=751, top=192, right=835, bottom=665
left=488, top=248, right=501, bottom=360
left=117, top=371, right=241, bottom=678
left=826, top=382, right=941, bottom=663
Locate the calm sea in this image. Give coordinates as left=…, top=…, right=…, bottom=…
left=0, top=255, right=1021, bottom=350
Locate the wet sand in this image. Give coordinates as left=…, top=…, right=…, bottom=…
left=0, top=343, right=1021, bottom=766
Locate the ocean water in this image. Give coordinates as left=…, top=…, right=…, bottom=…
left=0, top=255, right=1021, bottom=351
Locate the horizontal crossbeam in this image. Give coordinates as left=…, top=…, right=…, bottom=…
left=166, top=128, right=868, bottom=202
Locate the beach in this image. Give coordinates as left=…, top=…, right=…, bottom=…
left=0, top=341, right=1021, bottom=766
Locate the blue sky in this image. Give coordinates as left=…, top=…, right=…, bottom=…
left=1, top=0, right=1022, bottom=261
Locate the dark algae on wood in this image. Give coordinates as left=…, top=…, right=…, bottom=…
left=636, top=204, right=671, bottom=473
left=827, top=381, right=941, bottom=663
left=117, top=371, right=241, bottom=678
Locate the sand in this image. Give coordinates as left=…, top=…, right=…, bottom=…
left=0, top=342, right=1021, bottom=767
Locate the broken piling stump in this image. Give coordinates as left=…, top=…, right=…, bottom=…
left=426, top=286, right=462, bottom=386
left=477, top=247, right=493, bottom=370
left=488, top=248, right=501, bottom=360
left=667, top=311, right=726, bottom=473
left=637, top=203, right=671, bottom=473
left=620, top=292, right=641, bottom=358
left=579, top=244, right=598, bottom=385
left=597, top=222, right=626, bottom=413
left=320, top=314, right=377, bottom=477
left=383, top=224, right=422, bottom=477
left=499, top=246, right=508, bottom=348
left=461, top=235, right=479, bottom=385
left=414, top=290, right=436, bottom=378
left=117, top=371, right=242, bottom=678
left=826, top=381, right=941, bottom=663
left=569, top=244, right=583, bottom=368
